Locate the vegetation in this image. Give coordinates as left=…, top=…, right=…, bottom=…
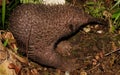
left=84, top=1, right=105, bottom=18
left=0, top=0, right=19, bottom=29
left=20, top=0, right=42, bottom=4
left=1, top=0, right=6, bottom=29
left=111, top=0, right=120, bottom=32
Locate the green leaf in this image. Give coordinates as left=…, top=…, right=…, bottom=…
left=20, top=0, right=42, bottom=3
left=112, top=10, right=120, bottom=23
left=2, top=0, right=6, bottom=29
left=86, top=2, right=95, bottom=5
left=114, top=13, right=120, bottom=22
left=111, top=0, right=120, bottom=10
left=112, top=11, right=120, bottom=18
left=3, top=39, right=8, bottom=47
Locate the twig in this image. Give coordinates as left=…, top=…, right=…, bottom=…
left=104, top=48, right=120, bottom=56
left=87, top=63, right=100, bottom=72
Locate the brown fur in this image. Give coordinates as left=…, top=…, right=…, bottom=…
left=9, top=4, right=107, bottom=71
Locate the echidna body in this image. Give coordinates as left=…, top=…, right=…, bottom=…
left=9, top=4, right=106, bottom=71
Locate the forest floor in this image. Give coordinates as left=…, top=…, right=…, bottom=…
left=68, top=24, right=120, bottom=75
left=22, top=24, right=120, bottom=75
left=1, top=23, right=120, bottom=75
left=39, top=24, right=120, bottom=75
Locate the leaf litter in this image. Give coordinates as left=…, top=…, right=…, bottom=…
left=0, top=24, right=120, bottom=75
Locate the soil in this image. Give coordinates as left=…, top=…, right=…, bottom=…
left=23, top=24, right=120, bottom=75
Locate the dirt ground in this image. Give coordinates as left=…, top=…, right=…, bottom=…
left=23, top=24, right=120, bottom=75
left=68, top=24, right=120, bottom=75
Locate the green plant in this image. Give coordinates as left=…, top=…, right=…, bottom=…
left=0, top=0, right=20, bottom=29
left=84, top=1, right=105, bottom=18
left=111, top=0, right=120, bottom=31
left=1, top=0, right=6, bottom=29
left=20, top=0, right=42, bottom=4
left=111, top=0, right=120, bottom=10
